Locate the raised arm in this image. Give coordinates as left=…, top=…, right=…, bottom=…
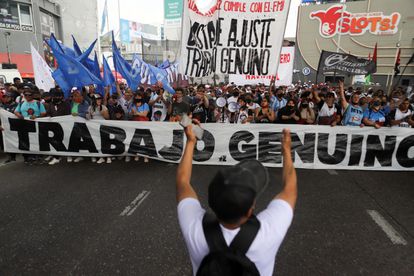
left=338, top=80, right=348, bottom=110
left=275, top=129, right=297, bottom=209
left=176, top=124, right=198, bottom=203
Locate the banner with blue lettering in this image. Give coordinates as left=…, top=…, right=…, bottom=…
left=1, top=109, right=413, bottom=171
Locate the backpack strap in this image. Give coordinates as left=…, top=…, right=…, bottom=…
left=202, top=213, right=228, bottom=252
left=229, top=215, right=260, bottom=255
left=202, top=213, right=261, bottom=255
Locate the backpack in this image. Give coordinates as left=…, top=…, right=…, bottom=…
left=197, top=213, right=261, bottom=276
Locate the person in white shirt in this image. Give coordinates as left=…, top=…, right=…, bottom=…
left=176, top=123, right=297, bottom=276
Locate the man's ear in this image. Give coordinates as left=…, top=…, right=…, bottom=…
left=246, top=205, right=255, bottom=218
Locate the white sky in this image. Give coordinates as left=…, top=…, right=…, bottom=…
left=98, top=0, right=301, bottom=38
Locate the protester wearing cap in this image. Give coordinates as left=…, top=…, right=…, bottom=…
left=176, top=123, right=297, bottom=276
left=14, top=89, right=46, bottom=120
left=45, top=88, right=71, bottom=118
left=104, top=90, right=125, bottom=120
left=87, top=94, right=109, bottom=120
left=312, top=88, right=341, bottom=126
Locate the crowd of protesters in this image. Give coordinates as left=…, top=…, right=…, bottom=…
left=1, top=77, right=414, bottom=165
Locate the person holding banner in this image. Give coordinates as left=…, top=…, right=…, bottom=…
left=389, top=99, right=413, bottom=128
left=176, top=121, right=296, bottom=276
left=361, top=97, right=386, bottom=129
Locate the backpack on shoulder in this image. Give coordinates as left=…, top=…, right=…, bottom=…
left=197, top=213, right=261, bottom=276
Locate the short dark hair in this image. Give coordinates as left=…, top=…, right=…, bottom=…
left=13, top=77, right=21, bottom=82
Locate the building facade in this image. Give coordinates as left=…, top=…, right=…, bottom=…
left=0, top=0, right=97, bottom=80
left=295, top=0, right=414, bottom=88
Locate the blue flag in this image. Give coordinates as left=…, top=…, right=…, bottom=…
left=103, top=55, right=116, bottom=94
left=76, top=39, right=97, bottom=73
left=72, top=35, right=83, bottom=56
left=112, top=31, right=141, bottom=90
left=47, top=33, right=77, bottom=58
left=52, top=69, right=72, bottom=98
left=148, top=64, right=175, bottom=94
left=92, top=52, right=105, bottom=96
left=47, top=39, right=103, bottom=93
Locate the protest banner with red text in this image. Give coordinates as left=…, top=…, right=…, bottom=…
left=179, top=0, right=291, bottom=77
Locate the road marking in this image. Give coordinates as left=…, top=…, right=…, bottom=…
left=327, top=169, right=338, bottom=175
left=120, top=190, right=151, bottom=217
left=367, top=210, right=407, bottom=245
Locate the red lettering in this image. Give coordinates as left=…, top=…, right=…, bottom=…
left=356, top=17, right=369, bottom=29
left=264, top=2, right=271, bottom=12
left=380, top=18, right=391, bottom=31
left=350, top=18, right=362, bottom=34
left=280, top=54, right=290, bottom=64
left=367, top=17, right=382, bottom=33
left=224, top=1, right=246, bottom=12
left=250, top=2, right=262, bottom=13
left=273, top=1, right=284, bottom=12
left=340, top=17, right=351, bottom=34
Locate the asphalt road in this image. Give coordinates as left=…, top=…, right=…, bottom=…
left=0, top=155, right=413, bottom=275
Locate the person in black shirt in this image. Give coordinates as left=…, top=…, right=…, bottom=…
left=169, top=88, right=190, bottom=122
left=277, top=99, right=300, bottom=124
left=191, top=86, right=209, bottom=123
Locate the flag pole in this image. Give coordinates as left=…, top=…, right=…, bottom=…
left=268, top=0, right=291, bottom=95
left=388, top=21, right=405, bottom=96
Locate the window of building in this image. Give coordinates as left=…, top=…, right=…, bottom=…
left=19, top=5, right=32, bottom=26
left=0, top=0, right=33, bottom=31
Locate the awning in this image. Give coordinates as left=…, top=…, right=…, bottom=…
left=0, top=53, right=33, bottom=78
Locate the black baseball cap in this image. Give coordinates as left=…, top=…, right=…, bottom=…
left=208, top=160, right=269, bottom=223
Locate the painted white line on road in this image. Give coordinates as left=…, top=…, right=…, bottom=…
left=327, top=169, right=338, bottom=175
left=120, top=190, right=151, bottom=217
left=126, top=191, right=151, bottom=216
left=367, top=210, right=407, bottom=245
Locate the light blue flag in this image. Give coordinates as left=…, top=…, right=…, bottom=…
left=148, top=64, right=175, bottom=94
left=101, top=0, right=108, bottom=34
left=158, top=60, right=170, bottom=69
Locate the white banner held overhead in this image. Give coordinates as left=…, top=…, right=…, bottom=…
left=179, top=0, right=291, bottom=77
left=229, top=46, right=294, bottom=86
left=30, top=43, right=55, bottom=92
left=1, top=109, right=413, bottom=171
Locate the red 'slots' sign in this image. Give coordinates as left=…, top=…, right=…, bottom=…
left=310, top=5, right=401, bottom=38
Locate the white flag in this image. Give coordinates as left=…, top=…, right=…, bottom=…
left=30, top=43, right=55, bottom=92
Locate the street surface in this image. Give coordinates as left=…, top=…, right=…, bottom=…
left=0, top=155, right=413, bottom=275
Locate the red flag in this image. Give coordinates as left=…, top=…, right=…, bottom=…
left=394, top=48, right=401, bottom=76
left=372, top=43, right=378, bottom=63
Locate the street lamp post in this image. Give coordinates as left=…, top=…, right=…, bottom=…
left=4, top=32, right=12, bottom=64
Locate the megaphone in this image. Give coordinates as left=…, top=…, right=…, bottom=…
left=216, top=97, right=226, bottom=108
left=228, top=102, right=240, bottom=113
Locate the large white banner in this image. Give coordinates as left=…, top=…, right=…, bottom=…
left=1, top=109, right=413, bottom=171
left=229, top=46, right=294, bottom=86
left=30, top=43, right=55, bottom=92
left=179, top=0, right=291, bottom=77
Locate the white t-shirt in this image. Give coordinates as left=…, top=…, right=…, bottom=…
left=177, top=198, right=293, bottom=276
left=150, top=93, right=168, bottom=121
